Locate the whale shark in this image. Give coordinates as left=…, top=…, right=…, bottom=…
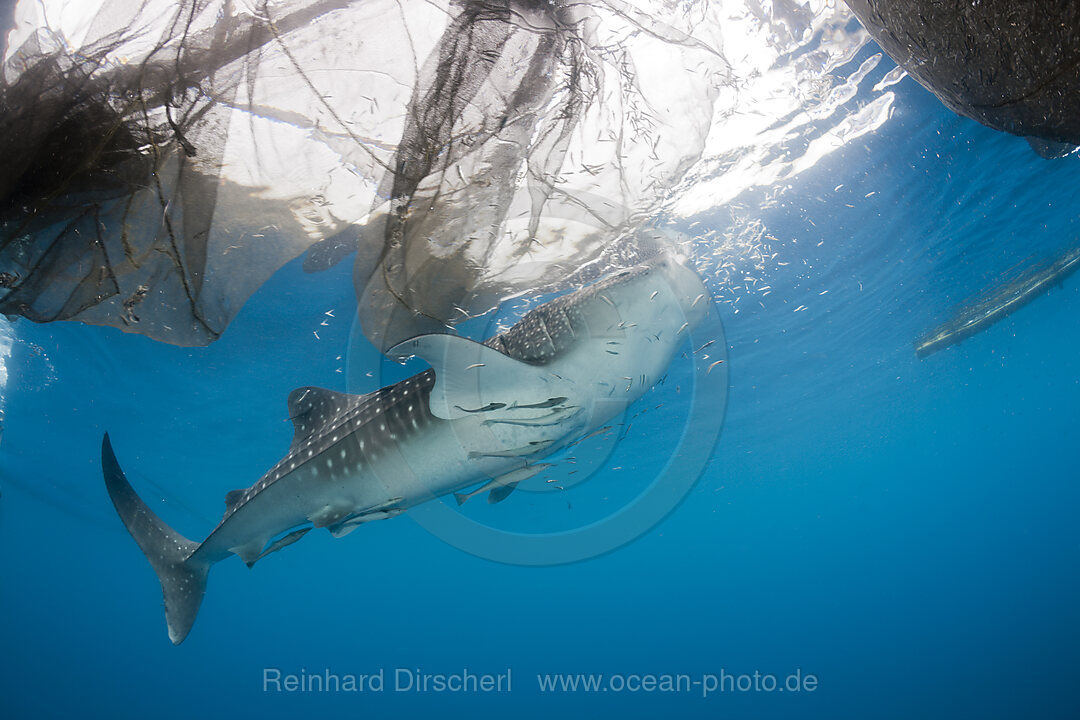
left=102, top=251, right=709, bottom=644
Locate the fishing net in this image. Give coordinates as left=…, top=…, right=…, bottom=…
left=0, top=0, right=729, bottom=349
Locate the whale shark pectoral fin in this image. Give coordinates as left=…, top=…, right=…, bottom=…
left=388, top=334, right=573, bottom=421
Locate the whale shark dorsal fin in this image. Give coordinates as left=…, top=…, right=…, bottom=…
left=224, top=489, right=245, bottom=511
left=388, top=334, right=574, bottom=420
left=221, top=489, right=245, bottom=522
left=286, top=386, right=364, bottom=449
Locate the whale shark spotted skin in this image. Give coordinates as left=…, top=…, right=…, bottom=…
left=102, top=251, right=709, bottom=644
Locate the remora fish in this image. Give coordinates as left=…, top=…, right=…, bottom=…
left=102, top=251, right=709, bottom=644
left=914, top=245, right=1080, bottom=358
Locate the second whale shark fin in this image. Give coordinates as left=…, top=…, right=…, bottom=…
left=286, top=386, right=365, bottom=449
left=388, top=334, right=573, bottom=421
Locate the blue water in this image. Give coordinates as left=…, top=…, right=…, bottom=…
left=2, top=45, right=1080, bottom=719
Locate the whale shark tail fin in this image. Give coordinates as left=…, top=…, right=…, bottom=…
left=101, top=433, right=210, bottom=645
